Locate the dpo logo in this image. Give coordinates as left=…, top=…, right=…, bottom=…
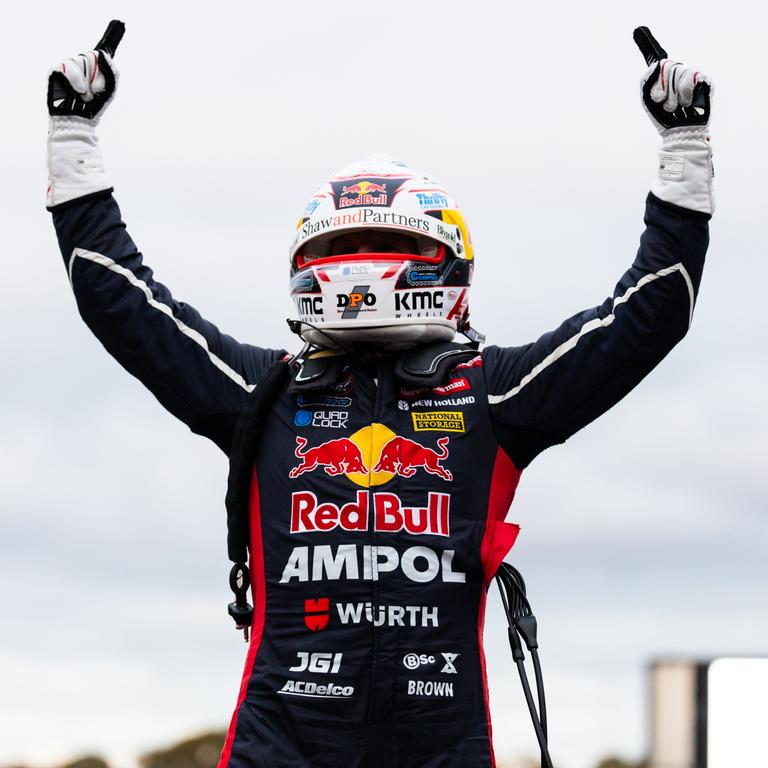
left=337, top=285, right=377, bottom=320
left=337, top=291, right=377, bottom=309
left=289, top=425, right=452, bottom=486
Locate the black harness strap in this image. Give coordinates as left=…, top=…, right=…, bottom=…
left=226, top=358, right=291, bottom=563
left=224, top=358, right=291, bottom=638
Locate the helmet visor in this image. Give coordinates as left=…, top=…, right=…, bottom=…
left=295, top=229, right=444, bottom=270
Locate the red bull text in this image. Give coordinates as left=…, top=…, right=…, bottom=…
left=290, top=490, right=450, bottom=537
left=339, top=180, right=388, bottom=208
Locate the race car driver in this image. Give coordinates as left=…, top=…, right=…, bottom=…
left=46, top=21, right=714, bottom=768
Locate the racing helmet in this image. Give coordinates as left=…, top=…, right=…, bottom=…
left=289, top=154, right=475, bottom=348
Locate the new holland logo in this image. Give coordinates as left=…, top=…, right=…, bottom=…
left=411, top=411, right=465, bottom=433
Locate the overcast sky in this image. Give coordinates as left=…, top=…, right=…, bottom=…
left=1, top=1, right=767, bottom=767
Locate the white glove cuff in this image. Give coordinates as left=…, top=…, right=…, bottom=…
left=46, top=116, right=112, bottom=209
left=651, top=128, right=714, bottom=215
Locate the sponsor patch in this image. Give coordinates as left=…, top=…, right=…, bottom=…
left=304, top=597, right=330, bottom=631
left=289, top=430, right=453, bottom=483
left=433, top=377, right=471, bottom=395
left=289, top=651, right=343, bottom=674
left=411, top=411, right=465, bottom=433
left=279, top=544, right=466, bottom=584
left=297, top=394, right=353, bottom=409
left=290, top=490, right=450, bottom=536
left=406, top=679, right=454, bottom=698
left=440, top=652, right=459, bottom=674
left=399, top=396, right=475, bottom=411
left=294, top=410, right=349, bottom=429
left=336, top=601, right=439, bottom=628
left=414, top=191, right=449, bottom=209
left=279, top=680, right=355, bottom=698
left=341, top=263, right=371, bottom=277
left=302, top=599, right=439, bottom=630
left=403, top=653, right=436, bottom=670
left=394, top=289, right=444, bottom=315
left=330, top=177, right=407, bottom=210
left=406, top=265, right=441, bottom=286
left=402, top=652, right=459, bottom=674
left=337, top=286, right=377, bottom=318
left=400, top=377, right=471, bottom=401
left=295, top=295, right=323, bottom=318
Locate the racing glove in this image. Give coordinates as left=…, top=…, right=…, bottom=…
left=46, top=21, right=124, bottom=209
left=634, top=27, right=714, bottom=215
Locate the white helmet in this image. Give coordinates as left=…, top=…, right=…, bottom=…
left=289, top=154, right=476, bottom=348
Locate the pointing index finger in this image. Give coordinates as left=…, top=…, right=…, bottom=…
left=633, top=26, right=668, bottom=65
left=94, top=19, right=126, bottom=58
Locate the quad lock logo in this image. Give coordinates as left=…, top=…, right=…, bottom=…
left=289, top=425, right=452, bottom=485
left=295, top=409, right=349, bottom=429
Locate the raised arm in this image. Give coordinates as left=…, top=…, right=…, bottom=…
left=483, top=28, right=714, bottom=469
left=46, top=22, right=283, bottom=453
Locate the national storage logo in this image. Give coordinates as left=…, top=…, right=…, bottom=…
left=411, top=411, right=465, bottom=433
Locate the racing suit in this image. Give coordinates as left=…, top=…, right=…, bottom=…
left=51, top=189, right=708, bottom=767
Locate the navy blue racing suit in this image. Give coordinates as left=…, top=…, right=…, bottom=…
left=51, top=190, right=708, bottom=767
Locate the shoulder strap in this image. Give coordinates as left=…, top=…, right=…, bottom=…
left=225, top=358, right=291, bottom=563
left=395, top=341, right=478, bottom=388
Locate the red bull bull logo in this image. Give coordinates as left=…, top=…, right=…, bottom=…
left=290, top=436, right=368, bottom=478
left=288, top=426, right=452, bottom=486
left=338, top=179, right=389, bottom=208
left=372, top=436, right=453, bottom=481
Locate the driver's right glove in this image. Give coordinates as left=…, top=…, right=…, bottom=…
left=641, top=56, right=715, bottom=215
